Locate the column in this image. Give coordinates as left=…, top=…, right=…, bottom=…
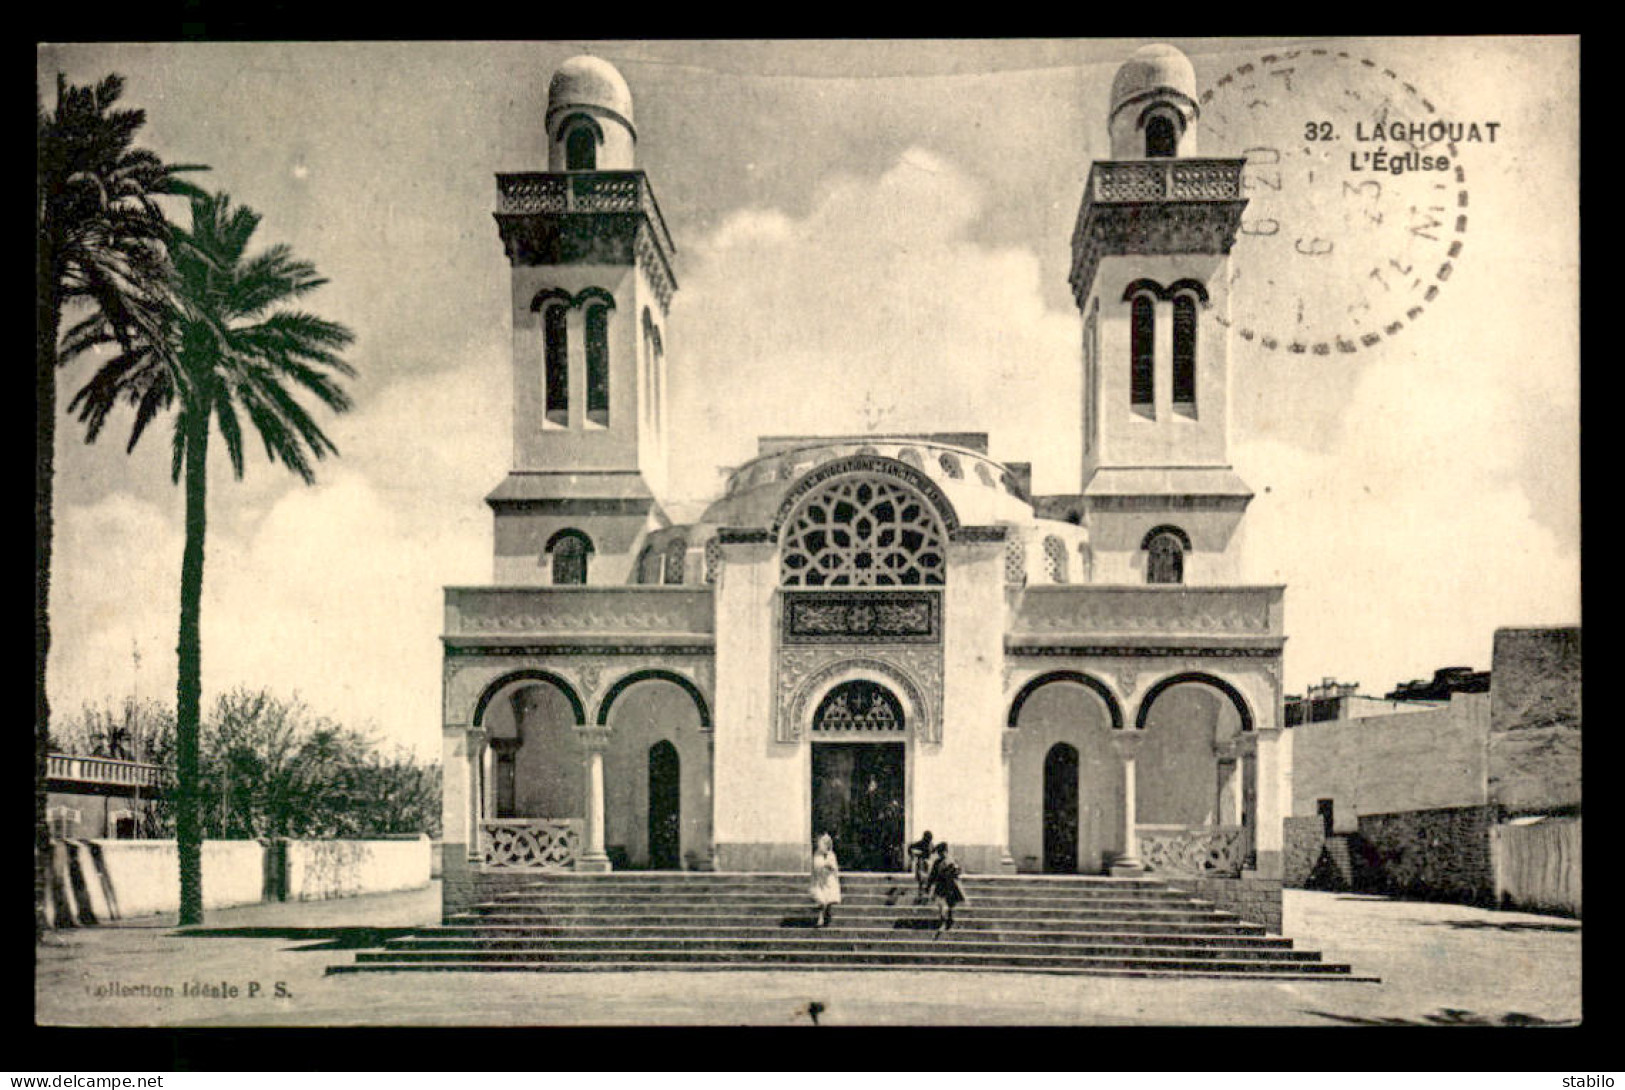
left=1111, top=731, right=1144, bottom=875
left=705, top=733, right=720, bottom=872
left=577, top=730, right=613, bottom=872
left=999, top=730, right=1017, bottom=872
left=1251, top=728, right=1284, bottom=879
left=1216, top=742, right=1242, bottom=826
left=465, top=729, right=486, bottom=863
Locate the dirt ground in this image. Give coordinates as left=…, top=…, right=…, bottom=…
left=33, top=882, right=1581, bottom=1028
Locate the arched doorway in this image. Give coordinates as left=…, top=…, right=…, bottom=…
left=648, top=741, right=681, bottom=870
left=1043, top=743, right=1080, bottom=873
left=809, top=679, right=906, bottom=872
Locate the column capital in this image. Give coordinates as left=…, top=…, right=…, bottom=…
left=1110, top=728, right=1144, bottom=757
left=576, top=727, right=613, bottom=752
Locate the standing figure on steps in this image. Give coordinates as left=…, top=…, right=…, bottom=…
left=907, top=830, right=935, bottom=902
left=927, top=842, right=966, bottom=935
left=810, top=832, right=842, bottom=928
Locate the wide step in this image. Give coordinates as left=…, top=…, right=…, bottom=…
left=330, top=873, right=1372, bottom=981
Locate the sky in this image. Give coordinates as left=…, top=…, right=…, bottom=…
left=39, top=38, right=1579, bottom=758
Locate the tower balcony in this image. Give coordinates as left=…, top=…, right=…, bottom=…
left=1069, top=158, right=1247, bottom=307
left=1084, top=158, right=1245, bottom=205
left=496, top=170, right=675, bottom=258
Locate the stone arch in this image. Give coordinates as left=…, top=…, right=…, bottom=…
left=472, top=669, right=585, bottom=729
left=1134, top=671, right=1254, bottom=733
left=1007, top=671, right=1125, bottom=731
left=596, top=668, right=712, bottom=731
left=770, top=454, right=960, bottom=536
left=789, top=658, right=936, bottom=743
left=597, top=672, right=711, bottom=868
left=1007, top=672, right=1123, bottom=874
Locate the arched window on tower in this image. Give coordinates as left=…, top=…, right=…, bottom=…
left=1173, top=291, right=1198, bottom=412
left=1131, top=292, right=1156, bottom=415
left=566, top=125, right=597, bottom=171
left=547, top=530, right=593, bottom=585
left=1145, top=527, right=1187, bottom=585
left=585, top=298, right=611, bottom=426
left=543, top=303, right=569, bottom=426
left=1145, top=114, right=1178, bottom=158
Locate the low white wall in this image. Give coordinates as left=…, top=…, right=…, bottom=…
left=82, top=839, right=266, bottom=919
left=282, top=836, right=431, bottom=901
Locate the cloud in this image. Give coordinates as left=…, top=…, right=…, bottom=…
left=667, top=147, right=1081, bottom=502
left=49, top=357, right=507, bottom=759
left=1237, top=346, right=1580, bottom=694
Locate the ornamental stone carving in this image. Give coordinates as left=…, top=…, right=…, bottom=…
left=480, top=819, right=583, bottom=871
left=776, top=646, right=942, bottom=744
left=1010, top=587, right=1274, bottom=637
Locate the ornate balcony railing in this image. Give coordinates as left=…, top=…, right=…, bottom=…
left=444, top=586, right=715, bottom=645
left=480, top=818, right=583, bottom=870
left=47, top=753, right=167, bottom=790
left=1006, top=585, right=1284, bottom=643
left=1087, top=159, right=1245, bottom=204
left=495, top=171, right=675, bottom=255
left=1136, top=824, right=1247, bottom=877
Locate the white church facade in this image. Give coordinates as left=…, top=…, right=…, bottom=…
left=440, top=46, right=1291, bottom=920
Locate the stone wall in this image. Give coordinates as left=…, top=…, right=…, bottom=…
left=1282, top=816, right=1325, bottom=888
left=1288, top=692, right=1490, bottom=828
left=65, top=839, right=267, bottom=920
left=1355, top=805, right=1496, bottom=904
left=1489, top=627, right=1581, bottom=813
left=440, top=851, right=548, bottom=918
left=1163, top=871, right=1282, bottom=933
left=281, top=835, right=431, bottom=901
left=50, top=837, right=432, bottom=924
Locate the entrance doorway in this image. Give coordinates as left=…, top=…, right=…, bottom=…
left=1043, top=743, right=1079, bottom=873
left=648, top=740, right=680, bottom=869
left=811, top=742, right=904, bottom=871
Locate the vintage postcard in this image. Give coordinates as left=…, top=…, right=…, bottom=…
left=35, top=37, right=1579, bottom=1032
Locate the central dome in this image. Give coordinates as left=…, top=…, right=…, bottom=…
left=547, top=55, right=634, bottom=131
left=1109, top=43, right=1198, bottom=116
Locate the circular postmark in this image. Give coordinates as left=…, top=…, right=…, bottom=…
left=1199, top=46, right=1471, bottom=355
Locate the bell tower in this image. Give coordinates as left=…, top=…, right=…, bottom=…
left=487, top=55, right=678, bottom=584
left=1070, top=44, right=1254, bottom=585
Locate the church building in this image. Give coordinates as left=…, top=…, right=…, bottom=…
left=440, top=45, right=1291, bottom=920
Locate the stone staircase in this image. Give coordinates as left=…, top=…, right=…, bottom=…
left=331, top=873, right=1373, bottom=980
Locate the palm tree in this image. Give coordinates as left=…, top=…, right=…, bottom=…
left=37, top=73, right=203, bottom=936
left=68, top=190, right=355, bottom=924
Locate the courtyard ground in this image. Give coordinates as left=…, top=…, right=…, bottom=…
left=34, top=882, right=1581, bottom=1028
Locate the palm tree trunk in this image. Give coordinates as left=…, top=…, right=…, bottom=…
left=35, top=233, right=60, bottom=940
left=176, top=407, right=208, bottom=925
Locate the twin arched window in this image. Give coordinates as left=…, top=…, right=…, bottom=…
left=535, top=288, right=615, bottom=427
left=1124, top=280, right=1206, bottom=415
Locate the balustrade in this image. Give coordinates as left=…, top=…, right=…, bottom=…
left=1135, top=824, right=1247, bottom=877
left=47, top=753, right=166, bottom=789
left=479, top=818, right=583, bottom=871
left=1089, top=159, right=1244, bottom=203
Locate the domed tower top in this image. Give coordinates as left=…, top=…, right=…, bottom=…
left=1107, top=43, right=1200, bottom=159
left=546, top=55, right=636, bottom=171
